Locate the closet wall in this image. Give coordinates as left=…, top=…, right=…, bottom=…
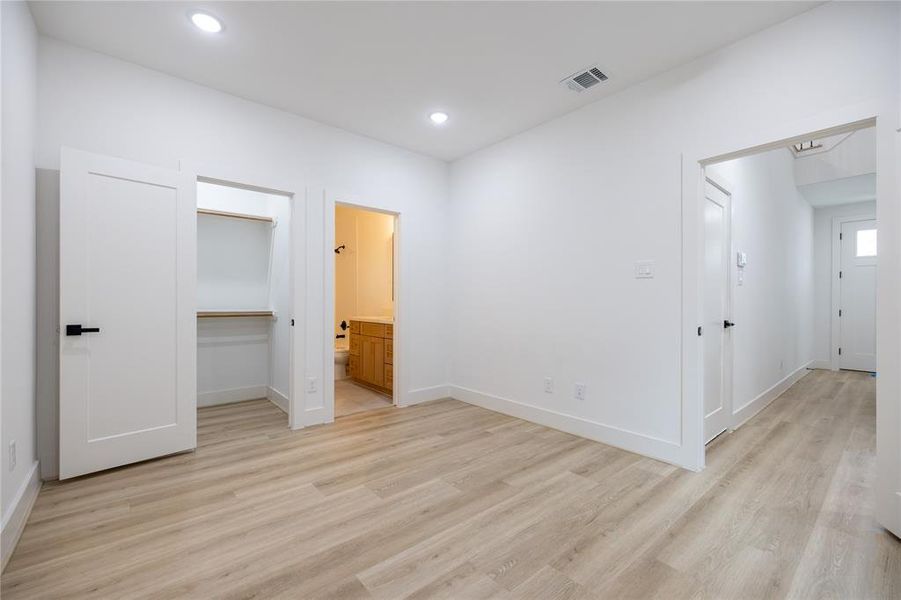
left=197, top=182, right=292, bottom=410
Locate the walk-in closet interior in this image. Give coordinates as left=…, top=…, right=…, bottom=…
left=196, top=181, right=292, bottom=428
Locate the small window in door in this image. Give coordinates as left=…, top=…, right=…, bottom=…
left=856, top=229, right=877, bottom=257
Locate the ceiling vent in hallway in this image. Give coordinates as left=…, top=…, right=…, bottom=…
left=562, top=66, right=609, bottom=92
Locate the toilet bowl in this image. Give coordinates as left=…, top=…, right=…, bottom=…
left=335, top=339, right=350, bottom=380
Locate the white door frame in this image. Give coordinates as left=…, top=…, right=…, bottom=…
left=831, top=213, right=878, bottom=371
left=180, top=160, right=307, bottom=429
left=702, top=175, right=734, bottom=443
left=681, top=99, right=901, bottom=538
left=323, top=193, right=401, bottom=424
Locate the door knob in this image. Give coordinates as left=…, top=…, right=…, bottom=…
left=724, top=320, right=735, bottom=328
left=66, top=324, right=101, bottom=336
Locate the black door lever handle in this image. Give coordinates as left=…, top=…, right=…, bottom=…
left=724, top=320, right=735, bottom=328
left=66, top=324, right=101, bottom=336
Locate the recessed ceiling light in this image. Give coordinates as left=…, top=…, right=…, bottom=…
left=429, top=112, right=449, bottom=125
left=190, top=11, right=223, bottom=33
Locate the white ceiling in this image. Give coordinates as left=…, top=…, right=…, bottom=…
left=798, top=174, right=877, bottom=208
left=29, top=1, right=818, bottom=161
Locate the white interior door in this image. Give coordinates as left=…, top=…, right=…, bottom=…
left=839, top=219, right=877, bottom=372
left=703, top=180, right=732, bottom=444
left=60, top=148, right=196, bottom=479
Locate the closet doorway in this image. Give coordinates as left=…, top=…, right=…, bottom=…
left=196, top=179, right=294, bottom=436
left=331, top=203, right=398, bottom=418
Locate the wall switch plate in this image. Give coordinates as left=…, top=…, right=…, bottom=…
left=574, top=383, right=586, bottom=401
left=8, top=441, right=16, bottom=471
left=306, top=377, right=318, bottom=393
left=544, top=377, right=554, bottom=393
left=634, top=260, right=654, bottom=279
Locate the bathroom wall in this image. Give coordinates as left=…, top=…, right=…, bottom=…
left=334, top=205, right=395, bottom=337
left=196, top=182, right=292, bottom=408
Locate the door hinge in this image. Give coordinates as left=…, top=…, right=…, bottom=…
left=290, top=318, right=295, bottom=326
left=839, top=309, right=842, bottom=317
left=697, top=326, right=702, bottom=337
left=839, top=232, right=843, bottom=240
left=839, top=271, right=843, bottom=279
left=838, top=347, right=842, bottom=356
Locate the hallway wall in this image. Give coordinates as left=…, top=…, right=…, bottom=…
left=448, top=1, right=899, bottom=468
left=708, top=148, right=815, bottom=424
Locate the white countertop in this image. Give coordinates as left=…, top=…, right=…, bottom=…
left=350, top=316, right=394, bottom=324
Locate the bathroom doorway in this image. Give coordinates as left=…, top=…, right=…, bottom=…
left=332, top=203, right=397, bottom=417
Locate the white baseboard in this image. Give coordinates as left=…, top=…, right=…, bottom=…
left=2, top=461, right=41, bottom=572
left=267, top=386, right=289, bottom=414
left=731, top=363, right=811, bottom=429
left=402, top=385, right=450, bottom=406
left=448, top=385, right=684, bottom=468
left=198, top=385, right=268, bottom=407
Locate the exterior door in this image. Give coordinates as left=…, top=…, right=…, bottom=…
left=839, top=219, right=877, bottom=372
left=59, top=148, right=196, bottom=479
left=703, top=180, right=732, bottom=444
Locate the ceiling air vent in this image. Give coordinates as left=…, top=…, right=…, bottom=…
left=562, top=66, right=608, bottom=92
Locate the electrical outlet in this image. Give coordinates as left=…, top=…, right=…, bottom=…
left=574, top=383, right=586, bottom=401
left=9, top=441, right=16, bottom=471
left=306, top=377, right=318, bottom=393
left=544, top=377, right=554, bottom=393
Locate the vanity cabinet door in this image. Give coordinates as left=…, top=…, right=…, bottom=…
left=361, top=335, right=385, bottom=387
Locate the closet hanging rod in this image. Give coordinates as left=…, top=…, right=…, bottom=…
left=197, top=208, right=273, bottom=223
left=197, top=310, right=275, bottom=319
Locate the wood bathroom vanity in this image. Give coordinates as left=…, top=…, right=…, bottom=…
left=349, top=318, right=393, bottom=395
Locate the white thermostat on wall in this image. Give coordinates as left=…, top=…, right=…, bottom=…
left=736, top=251, right=748, bottom=268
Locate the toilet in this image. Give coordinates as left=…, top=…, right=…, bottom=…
left=335, top=338, right=350, bottom=380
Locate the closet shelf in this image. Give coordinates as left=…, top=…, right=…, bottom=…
left=197, top=310, right=275, bottom=319
left=197, top=208, right=273, bottom=223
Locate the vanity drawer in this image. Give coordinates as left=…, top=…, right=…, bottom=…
left=349, top=320, right=361, bottom=334
left=349, top=336, right=361, bottom=356
left=385, top=339, right=393, bottom=364
left=361, top=322, right=388, bottom=338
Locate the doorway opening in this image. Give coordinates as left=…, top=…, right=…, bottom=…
left=699, top=123, right=877, bottom=447
left=332, top=203, right=397, bottom=418
left=195, top=179, right=294, bottom=437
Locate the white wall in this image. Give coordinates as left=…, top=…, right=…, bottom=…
left=448, top=1, right=899, bottom=467
left=1, top=0, right=38, bottom=545
left=35, top=36, right=450, bottom=474
left=708, top=148, right=815, bottom=422
left=196, top=182, right=291, bottom=408
left=811, top=200, right=877, bottom=366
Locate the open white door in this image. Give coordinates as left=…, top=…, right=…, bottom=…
left=59, top=148, right=196, bottom=479
left=703, top=179, right=732, bottom=444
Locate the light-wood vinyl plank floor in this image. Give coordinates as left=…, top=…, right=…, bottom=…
left=2, top=370, right=899, bottom=598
